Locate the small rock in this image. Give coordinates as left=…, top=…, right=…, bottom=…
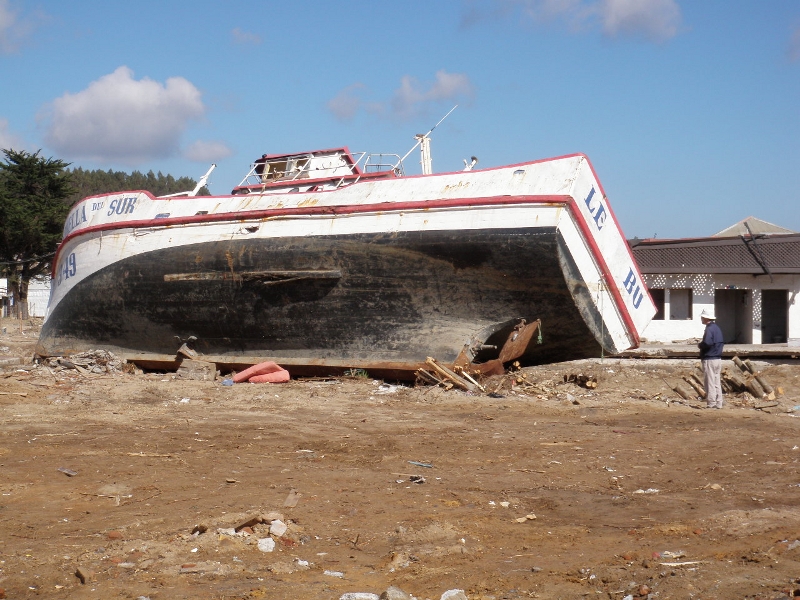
left=340, top=594, right=380, bottom=600
left=257, top=537, right=276, bottom=552
left=514, top=514, right=537, bottom=523
left=180, top=564, right=203, bottom=574
left=107, top=530, right=123, bottom=540
left=380, top=586, right=413, bottom=600
left=441, top=590, right=468, bottom=600
left=283, top=489, right=301, bottom=507
left=266, top=560, right=297, bottom=574
left=270, top=519, right=288, bottom=537
left=75, top=566, right=92, bottom=584
left=191, top=524, right=208, bottom=535
left=324, top=569, right=345, bottom=578
left=262, top=511, right=285, bottom=522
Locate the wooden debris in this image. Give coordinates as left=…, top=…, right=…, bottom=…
left=727, top=355, right=778, bottom=400
left=424, top=357, right=478, bottom=392
left=671, top=380, right=697, bottom=401
left=755, top=402, right=779, bottom=411
left=744, top=377, right=766, bottom=400
left=722, top=367, right=747, bottom=393
left=755, top=375, right=776, bottom=400
left=415, top=368, right=445, bottom=386
left=564, top=373, right=598, bottom=389
left=683, top=376, right=706, bottom=398
left=454, top=366, right=486, bottom=392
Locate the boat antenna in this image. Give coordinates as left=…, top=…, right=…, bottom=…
left=158, top=163, right=217, bottom=198
left=394, top=105, right=458, bottom=174
left=189, top=163, right=216, bottom=196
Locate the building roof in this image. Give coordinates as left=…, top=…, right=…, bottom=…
left=629, top=233, right=800, bottom=275
left=713, top=216, right=795, bottom=237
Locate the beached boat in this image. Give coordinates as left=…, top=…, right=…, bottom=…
left=36, top=141, right=655, bottom=376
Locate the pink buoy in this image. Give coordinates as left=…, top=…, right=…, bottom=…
left=248, top=369, right=290, bottom=383
left=232, top=361, right=285, bottom=383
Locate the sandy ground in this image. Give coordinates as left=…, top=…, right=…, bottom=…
left=2, top=318, right=800, bottom=600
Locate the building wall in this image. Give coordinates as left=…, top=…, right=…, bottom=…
left=0, top=277, right=51, bottom=318
left=27, top=278, right=52, bottom=318
left=640, top=273, right=800, bottom=346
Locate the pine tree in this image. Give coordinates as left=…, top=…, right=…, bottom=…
left=0, top=149, right=74, bottom=318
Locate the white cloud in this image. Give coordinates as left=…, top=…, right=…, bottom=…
left=0, top=0, right=37, bottom=54
left=599, top=0, right=680, bottom=42
left=328, top=71, right=473, bottom=123
left=232, top=27, right=261, bottom=45
left=327, top=83, right=366, bottom=121
left=0, top=117, right=26, bottom=150
left=391, top=70, right=475, bottom=120
left=464, top=0, right=681, bottom=42
left=43, top=66, right=205, bottom=165
left=184, top=140, right=233, bottom=163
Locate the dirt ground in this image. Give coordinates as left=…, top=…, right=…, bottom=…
left=2, top=319, right=800, bottom=600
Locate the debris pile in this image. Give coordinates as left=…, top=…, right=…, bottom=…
left=415, top=357, right=483, bottom=392
left=176, top=359, right=218, bottom=381
left=42, top=349, right=125, bottom=375
left=723, top=356, right=778, bottom=400
left=563, top=372, right=598, bottom=389
left=671, top=355, right=781, bottom=407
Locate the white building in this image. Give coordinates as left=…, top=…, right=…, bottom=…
left=630, top=218, right=800, bottom=347
left=0, top=276, right=51, bottom=318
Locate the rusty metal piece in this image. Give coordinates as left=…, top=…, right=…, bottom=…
left=454, top=318, right=541, bottom=376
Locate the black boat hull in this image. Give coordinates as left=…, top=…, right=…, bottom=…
left=36, top=227, right=608, bottom=370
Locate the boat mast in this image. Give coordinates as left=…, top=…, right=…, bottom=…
left=394, top=105, right=457, bottom=175
left=416, top=134, right=432, bottom=175
left=190, top=164, right=216, bottom=196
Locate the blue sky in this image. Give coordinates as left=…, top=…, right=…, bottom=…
left=1, top=0, right=799, bottom=239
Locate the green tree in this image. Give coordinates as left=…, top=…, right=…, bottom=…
left=64, top=168, right=203, bottom=205
left=0, top=149, right=74, bottom=319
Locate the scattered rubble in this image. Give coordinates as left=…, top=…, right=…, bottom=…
left=40, top=349, right=125, bottom=374
left=3, top=321, right=800, bottom=599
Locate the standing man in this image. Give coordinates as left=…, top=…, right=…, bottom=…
left=698, top=308, right=724, bottom=409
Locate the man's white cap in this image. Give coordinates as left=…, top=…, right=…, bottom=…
left=700, top=308, right=716, bottom=320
